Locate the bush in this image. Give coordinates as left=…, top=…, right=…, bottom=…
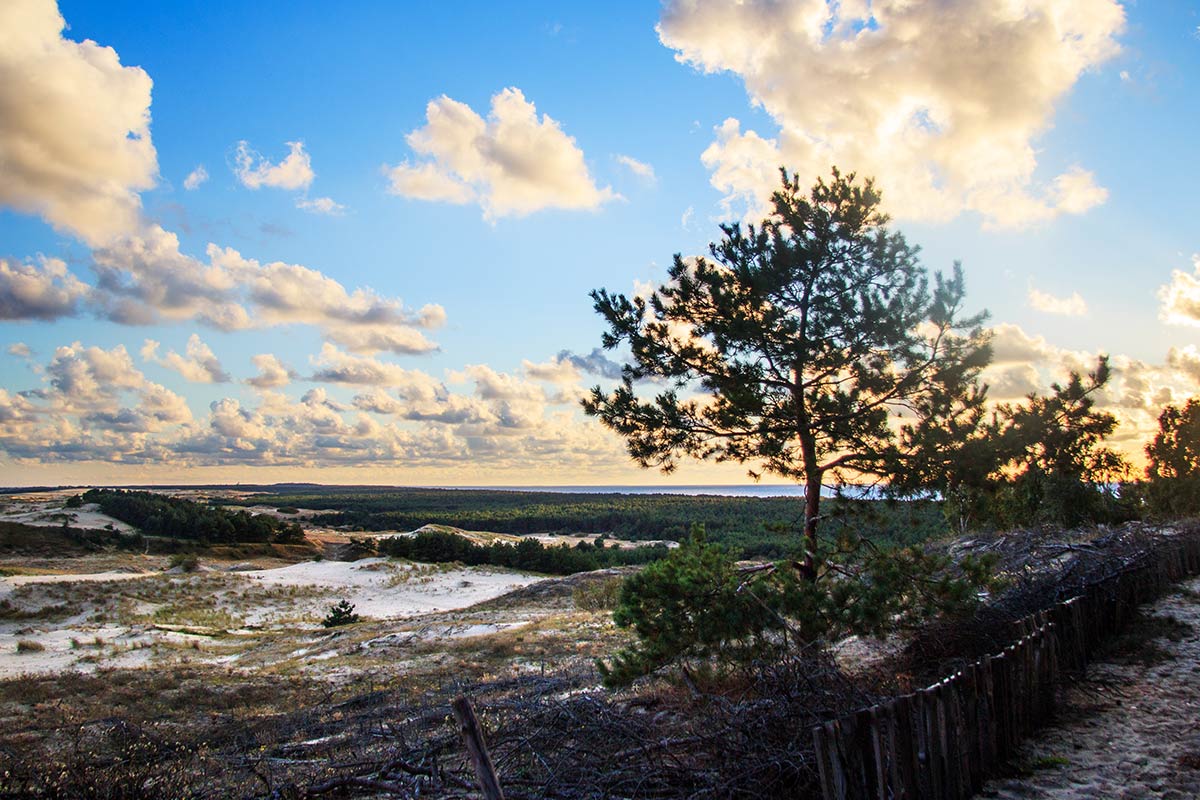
left=16, top=639, right=45, bottom=653
left=322, top=599, right=361, bottom=628
left=64, top=494, right=83, bottom=509
left=168, top=552, right=200, bottom=572
left=573, top=576, right=624, bottom=612
left=599, top=525, right=995, bottom=687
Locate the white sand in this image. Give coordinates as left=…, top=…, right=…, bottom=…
left=0, top=557, right=545, bottom=677
left=980, top=576, right=1200, bottom=800
left=236, top=557, right=544, bottom=620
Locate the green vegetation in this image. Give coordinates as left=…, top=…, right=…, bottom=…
left=1141, top=398, right=1200, bottom=519
left=84, top=488, right=305, bottom=544
left=0, top=520, right=143, bottom=555
left=230, top=488, right=945, bottom=558
left=900, top=356, right=1132, bottom=531
left=599, top=526, right=995, bottom=685
left=322, top=599, right=361, bottom=628
left=585, top=169, right=990, bottom=576
left=377, top=529, right=671, bottom=575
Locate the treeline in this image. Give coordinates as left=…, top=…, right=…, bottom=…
left=227, top=489, right=945, bottom=558
left=83, top=489, right=305, bottom=544
left=375, top=530, right=671, bottom=575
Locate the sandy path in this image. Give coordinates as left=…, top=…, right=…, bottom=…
left=979, top=577, right=1200, bottom=800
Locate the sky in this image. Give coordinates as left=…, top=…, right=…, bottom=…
left=0, top=0, right=1198, bottom=487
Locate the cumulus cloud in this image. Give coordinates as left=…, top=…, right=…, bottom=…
left=86, top=225, right=442, bottom=353
left=550, top=348, right=627, bottom=380
left=308, top=343, right=444, bottom=396
left=8, top=343, right=32, bottom=358
left=0, top=340, right=638, bottom=473
left=141, top=334, right=231, bottom=383
left=233, top=140, right=314, bottom=191
left=246, top=354, right=296, bottom=389
left=1159, top=254, right=1200, bottom=326
left=0, top=256, right=90, bottom=320
left=616, top=155, right=657, bottom=183
left=0, top=0, right=156, bottom=245
left=183, top=165, right=208, bottom=191
left=295, top=196, right=346, bottom=215
left=659, top=0, right=1124, bottom=228
left=1028, top=286, right=1088, bottom=316
left=384, top=87, right=617, bottom=219
left=0, top=4, right=445, bottom=357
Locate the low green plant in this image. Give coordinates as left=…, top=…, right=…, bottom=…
left=573, top=576, right=624, bottom=612
left=599, top=525, right=996, bottom=686
left=321, top=599, right=361, bottom=628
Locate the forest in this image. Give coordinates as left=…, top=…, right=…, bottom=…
left=82, top=489, right=306, bottom=545
left=226, top=488, right=947, bottom=559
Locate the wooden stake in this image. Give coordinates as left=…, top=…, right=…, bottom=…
left=451, top=695, right=505, bottom=800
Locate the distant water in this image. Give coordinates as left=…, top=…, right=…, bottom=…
left=445, top=484, right=811, bottom=498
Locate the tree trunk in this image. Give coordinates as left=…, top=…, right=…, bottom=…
left=802, top=472, right=821, bottom=581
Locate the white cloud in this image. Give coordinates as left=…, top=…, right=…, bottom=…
left=142, top=334, right=231, bottom=383
left=1028, top=286, right=1088, bottom=316
left=0, top=256, right=90, bottom=320
left=1159, top=254, right=1200, bottom=326
left=89, top=226, right=442, bottom=354
left=296, top=196, right=346, bottom=215
left=246, top=353, right=295, bottom=390
left=8, top=343, right=32, bottom=358
left=616, top=154, right=657, bottom=183
left=384, top=87, right=617, bottom=219
left=183, top=165, right=208, bottom=191
left=234, top=140, right=314, bottom=191
left=0, top=0, right=157, bottom=245
left=681, top=205, right=695, bottom=229
left=659, top=0, right=1124, bottom=228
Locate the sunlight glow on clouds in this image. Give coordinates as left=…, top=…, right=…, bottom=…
left=0, top=256, right=90, bottom=321
left=141, top=334, right=231, bottom=384
left=0, top=0, right=156, bottom=246
left=1028, top=286, right=1088, bottom=316
left=1159, top=254, right=1200, bottom=326
left=384, top=87, right=617, bottom=219
left=660, top=0, right=1125, bottom=228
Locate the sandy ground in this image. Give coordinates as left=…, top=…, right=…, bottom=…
left=0, top=557, right=545, bottom=678
left=980, top=576, right=1200, bottom=800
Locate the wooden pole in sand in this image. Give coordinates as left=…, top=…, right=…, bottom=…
left=451, top=695, right=505, bottom=800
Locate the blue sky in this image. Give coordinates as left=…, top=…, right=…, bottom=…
left=0, top=0, right=1197, bottom=486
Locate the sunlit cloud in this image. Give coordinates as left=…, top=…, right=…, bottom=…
left=384, top=87, right=617, bottom=219
left=1159, top=254, right=1200, bottom=326
left=0, top=256, right=90, bottom=321
left=0, top=0, right=156, bottom=246
left=233, top=140, right=315, bottom=191
left=660, top=0, right=1124, bottom=228
left=1028, top=286, right=1088, bottom=316
left=141, top=334, right=231, bottom=383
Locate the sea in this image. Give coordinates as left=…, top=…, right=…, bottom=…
left=442, top=484, right=883, bottom=499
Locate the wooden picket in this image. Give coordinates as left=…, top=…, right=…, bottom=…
left=812, top=534, right=1200, bottom=800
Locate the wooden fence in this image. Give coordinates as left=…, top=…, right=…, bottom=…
left=812, top=534, right=1200, bottom=800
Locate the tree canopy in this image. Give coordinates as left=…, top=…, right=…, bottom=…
left=585, top=169, right=991, bottom=573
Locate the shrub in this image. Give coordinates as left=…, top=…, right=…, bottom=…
left=322, top=599, right=361, bottom=628
left=573, top=576, right=624, bottom=612
left=16, top=639, right=45, bottom=653
left=169, top=552, right=200, bottom=572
